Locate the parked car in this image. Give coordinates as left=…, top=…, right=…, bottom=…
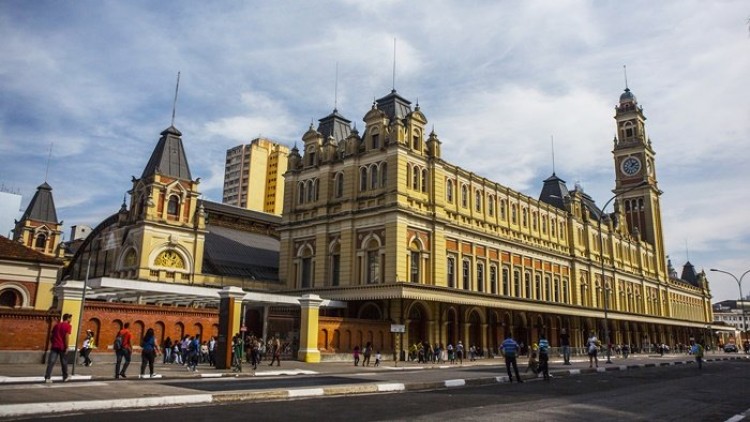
left=724, top=343, right=739, bottom=353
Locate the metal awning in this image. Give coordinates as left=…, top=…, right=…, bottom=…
left=78, top=277, right=346, bottom=308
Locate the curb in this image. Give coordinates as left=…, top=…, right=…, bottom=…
left=1, top=356, right=748, bottom=419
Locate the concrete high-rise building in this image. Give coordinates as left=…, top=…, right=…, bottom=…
left=0, top=190, right=22, bottom=238
left=222, top=138, right=289, bottom=215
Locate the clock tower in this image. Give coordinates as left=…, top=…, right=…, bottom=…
left=612, top=87, right=667, bottom=278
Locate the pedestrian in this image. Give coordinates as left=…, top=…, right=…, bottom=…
left=208, top=336, right=217, bottom=367
left=447, top=343, right=455, bottom=364
left=232, top=334, right=243, bottom=372
left=269, top=336, right=282, bottom=366
left=525, top=344, right=539, bottom=375
left=500, top=333, right=523, bottom=383
left=560, top=328, right=571, bottom=365
left=187, top=335, right=200, bottom=372
left=353, top=345, right=360, bottom=366
left=363, top=342, right=372, bottom=366
left=162, top=337, right=172, bottom=364
left=587, top=331, right=600, bottom=368
left=140, top=327, right=159, bottom=378
left=622, top=343, right=630, bottom=359
left=456, top=341, right=464, bottom=364
left=44, top=313, right=72, bottom=383
left=81, top=329, right=95, bottom=367
left=172, top=342, right=182, bottom=364
left=691, top=339, right=704, bottom=370
left=181, top=335, right=191, bottom=366
left=538, top=334, right=550, bottom=381
left=114, top=322, right=133, bottom=379
left=374, top=350, right=381, bottom=367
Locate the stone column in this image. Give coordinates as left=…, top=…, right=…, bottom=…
left=216, top=287, right=245, bottom=369
left=54, top=280, right=85, bottom=351
left=298, top=294, right=324, bottom=363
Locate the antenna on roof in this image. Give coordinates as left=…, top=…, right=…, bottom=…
left=551, top=135, right=556, bottom=175
left=623, top=65, right=629, bottom=90
left=685, top=239, right=690, bottom=262
left=171, top=71, right=181, bottom=127
left=44, top=142, right=53, bottom=182
left=392, top=38, right=397, bottom=91
left=334, top=62, right=339, bottom=111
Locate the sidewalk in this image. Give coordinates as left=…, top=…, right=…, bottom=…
left=1, top=353, right=747, bottom=419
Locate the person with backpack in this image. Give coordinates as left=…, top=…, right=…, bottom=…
left=114, top=322, right=133, bottom=379
left=44, top=313, right=72, bottom=383
left=187, top=335, right=200, bottom=372
left=538, top=334, right=551, bottom=381
left=140, top=328, right=160, bottom=378
left=501, top=333, right=523, bottom=383
left=691, top=339, right=705, bottom=370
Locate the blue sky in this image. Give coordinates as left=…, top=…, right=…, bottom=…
left=1, top=1, right=748, bottom=302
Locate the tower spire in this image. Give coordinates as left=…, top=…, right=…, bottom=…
left=334, top=62, right=339, bottom=110
left=623, top=65, right=629, bottom=90
left=44, top=142, right=53, bottom=182
left=550, top=135, right=556, bottom=175
left=171, top=71, right=181, bottom=127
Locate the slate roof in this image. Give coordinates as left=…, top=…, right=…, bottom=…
left=681, top=261, right=698, bottom=286
left=538, top=173, right=570, bottom=210
left=20, top=182, right=58, bottom=224
left=141, top=126, right=192, bottom=180
left=375, top=89, right=412, bottom=121
left=202, top=225, right=279, bottom=281
left=0, top=235, right=61, bottom=264
left=317, top=109, right=352, bottom=144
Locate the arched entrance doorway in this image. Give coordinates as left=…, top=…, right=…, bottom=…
left=407, top=302, right=428, bottom=345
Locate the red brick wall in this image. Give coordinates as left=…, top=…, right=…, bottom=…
left=0, top=308, right=56, bottom=350
left=79, top=302, right=220, bottom=353
left=318, top=317, right=393, bottom=353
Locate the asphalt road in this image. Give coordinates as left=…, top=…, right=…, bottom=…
left=29, top=359, right=750, bottom=422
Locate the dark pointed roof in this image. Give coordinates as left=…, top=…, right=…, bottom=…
left=376, top=89, right=412, bottom=121
left=20, top=182, right=58, bottom=223
left=539, top=173, right=570, bottom=210
left=141, top=126, right=192, bottom=180
left=681, top=261, right=698, bottom=286
left=317, top=109, right=352, bottom=144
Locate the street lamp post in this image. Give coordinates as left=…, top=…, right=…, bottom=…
left=710, top=268, right=750, bottom=344
left=598, top=181, right=648, bottom=364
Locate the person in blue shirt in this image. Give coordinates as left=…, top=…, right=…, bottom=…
left=500, top=333, right=523, bottom=383
left=538, top=334, right=550, bottom=381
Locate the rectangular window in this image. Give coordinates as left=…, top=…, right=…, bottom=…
left=331, top=255, right=340, bottom=286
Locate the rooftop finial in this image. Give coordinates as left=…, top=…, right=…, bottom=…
left=551, top=135, right=556, bottom=175
left=623, top=65, right=629, bottom=90
left=171, top=71, right=181, bottom=127
left=392, top=38, right=397, bottom=92
left=44, top=142, right=53, bottom=182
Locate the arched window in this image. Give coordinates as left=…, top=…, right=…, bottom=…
left=167, top=195, right=179, bottom=216
left=298, top=182, right=305, bottom=204
left=488, top=196, right=494, bottom=216
left=446, top=179, right=454, bottom=203
left=562, top=278, right=569, bottom=303
left=330, top=242, right=341, bottom=286
left=502, top=268, right=510, bottom=296
left=500, top=200, right=506, bottom=219
left=490, top=266, right=498, bottom=294
left=299, top=245, right=314, bottom=289
left=524, top=272, right=531, bottom=298
left=462, top=260, right=471, bottom=290
left=447, top=257, right=456, bottom=288
left=370, top=165, right=379, bottom=189
left=360, top=167, right=368, bottom=191
left=306, top=180, right=314, bottom=202
left=461, top=185, right=468, bottom=208
left=364, top=237, right=381, bottom=284
left=409, top=239, right=423, bottom=284
left=372, top=133, right=380, bottom=149
left=421, top=168, right=428, bottom=193
left=535, top=274, right=542, bottom=300
left=475, top=190, right=482, bottom=212
left=380, top=162, right=388, bottom=187
left=477, top=262, right=484, bottom=292
left=511, top=204, right=517, bottom=224
left=0, top=289, right=19, bottom=307
left=554, top=277, right=560, bottom=302
left=334, top=173, right=344, bottom=198
left=413, top=133, right=421, bottom=150
left=34, top=234, right=47, bottom=249
left=513, top=270, right=521, bottom=296
left=545, top=275, right=552, bottom=301
left=412, top=165, right=419, bottom=190
left=522, top=208, right=528, bottom=227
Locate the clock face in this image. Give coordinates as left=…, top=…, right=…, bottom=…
left=621, top=157, right=641, bottom=176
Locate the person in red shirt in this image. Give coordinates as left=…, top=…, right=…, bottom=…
left=44, top=313, right=72, bottom=383
left=115, top=322, right=133, bottom=379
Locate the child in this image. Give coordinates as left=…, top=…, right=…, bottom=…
left=526, top=344, right=539, bottom=375
left=374, top=351, right=381, bottom=367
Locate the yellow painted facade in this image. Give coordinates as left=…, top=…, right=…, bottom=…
left=279, top=89, right=713, bottom=353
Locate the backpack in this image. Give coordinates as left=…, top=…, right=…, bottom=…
left=113, top=334, right=124, bottom=351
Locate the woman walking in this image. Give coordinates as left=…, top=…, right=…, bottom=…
left=140, top=328, right=160, bottom=378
